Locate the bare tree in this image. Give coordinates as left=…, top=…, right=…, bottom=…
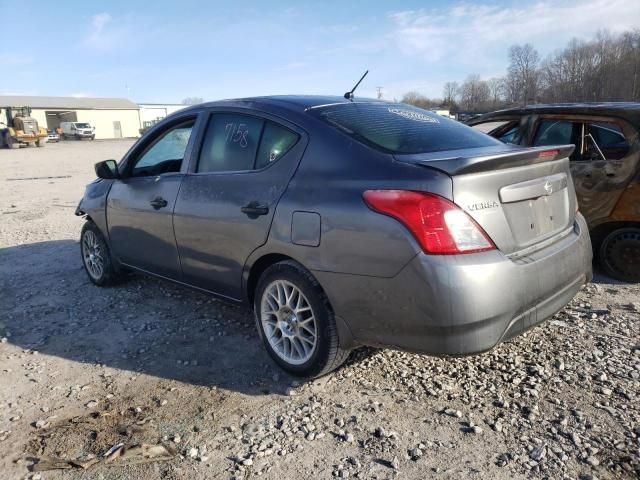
left=404, top=29, right=640, bottom=113
left=401, top=91, right=441, bottom=109
left=507, top=44, right=540, bottom=105
left=442, top=81, right=459, bottom=107
left=486, top=77, right=505, bottom=108
left=458, top=75, right=490, bottom=111
left=182, top=97, right=204, bottom=105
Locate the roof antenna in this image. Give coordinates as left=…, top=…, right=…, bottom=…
left=344, top=70, right=368, bottom=100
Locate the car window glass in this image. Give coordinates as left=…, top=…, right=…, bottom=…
left=198, top=114, right=263, bottom=173
left=588, top=122, right=629, bottom=160
left=255, top=122, right=299, bottom=169
left=131, top=121, right=194, bottom=177
left=311, top=103, right=501, bottom=154
left=498, top=125, right=520, bottom=144
left=533, top=120, right=574, bottom=146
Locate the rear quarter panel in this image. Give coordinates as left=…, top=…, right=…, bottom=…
left=245, top=122, right=454, bottom=279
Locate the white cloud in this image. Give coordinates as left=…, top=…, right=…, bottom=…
left=388, top=0, right=640, bottom=64
left=85, top=12, right=129, bottom=52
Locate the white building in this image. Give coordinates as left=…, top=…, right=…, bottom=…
left=139, top=103, right=187, bottom=129
left=0, top=96, right=141, bottom=139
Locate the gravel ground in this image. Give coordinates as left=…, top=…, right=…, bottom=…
left=0, top=140, right=638, bottom=480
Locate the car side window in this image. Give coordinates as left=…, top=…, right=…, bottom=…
left=533, top=119, right=584, bottom=161
left=255, top=122, right=299, bottom=169
left=131, top=120, right=194, bottom=177
left=497, top=125, right=521, bottom=144
left=586, top=122, right=629, bottom=160
left=533, top=120, right=574, bottom=146
left=198, top=114, right=264, bottom=173
left=197, top=114, right=299, bottom=173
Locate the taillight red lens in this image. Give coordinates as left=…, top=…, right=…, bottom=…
left=363, top=190, right=496, bottom=254
left=538, top=149, right=559, bottom=158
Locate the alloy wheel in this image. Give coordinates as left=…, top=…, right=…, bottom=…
left=82, top=230, right=104, bottom=280
left=260, top=280, right=318, bottom=365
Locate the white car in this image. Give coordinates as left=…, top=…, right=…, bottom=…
left=60, top=122, right=95, bottom=140
left=47, top=129, right=59, bottom=142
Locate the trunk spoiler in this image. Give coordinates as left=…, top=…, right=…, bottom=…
left=394, top=145, right=575, bottom=175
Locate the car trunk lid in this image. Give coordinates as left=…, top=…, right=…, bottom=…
left=394, top=145, right=577, bottom=255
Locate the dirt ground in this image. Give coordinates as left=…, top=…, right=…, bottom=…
left=0, top=140, right=638, bottom=480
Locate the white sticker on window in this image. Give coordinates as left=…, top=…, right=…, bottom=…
left=388, top=107, right=439, bottom=123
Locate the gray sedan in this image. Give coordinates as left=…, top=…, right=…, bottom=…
left=76, top=96, right=593, bottom=377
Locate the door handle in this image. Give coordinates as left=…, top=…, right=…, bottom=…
left=150, top=197, right=168, bottom=209
left=241, top=201, right=269, bottom=216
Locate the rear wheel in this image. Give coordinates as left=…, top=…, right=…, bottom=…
left=254, top=260, right=350, bottom=378
left=6, top=135, right=19, bottom=149
left=80, top=221, right=121, bottom=286
left=600, top=228, right=640, bottom=282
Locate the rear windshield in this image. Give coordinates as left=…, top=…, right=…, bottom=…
left=311, top=103, right=501, bottom=154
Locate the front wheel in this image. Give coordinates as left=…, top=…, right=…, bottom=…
left=600, top=227, right=640, bottom=283
left=254, top=260, right=350, bottom=378
left=80, top=221, right=121, bottom=286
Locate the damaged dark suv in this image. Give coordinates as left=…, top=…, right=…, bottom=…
left=469, top=103, right=640, bottom=282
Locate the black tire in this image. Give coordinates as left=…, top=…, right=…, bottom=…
left=254, top=260, right=350, bottom=378
left=599, top=227, right=640, bottom=283
left=80, top=221, right=122, bottom=286
left=91, top=135, right=95, bottom=140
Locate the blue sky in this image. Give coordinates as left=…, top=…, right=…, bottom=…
left=2, top=0, right=638, bottom=103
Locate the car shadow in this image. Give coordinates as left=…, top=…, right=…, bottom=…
left=0, top=240, right=294, bottom=396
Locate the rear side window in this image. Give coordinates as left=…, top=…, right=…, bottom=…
left=197, top=114, right=299, bottom=173
left=588, top=122, right=629, bottom=159
left=310, top=103, right=501, bottom=154
left=256, top=123, right=299, bottom=169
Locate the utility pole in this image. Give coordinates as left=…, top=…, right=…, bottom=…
left=376, top=86, right=383, bottom=99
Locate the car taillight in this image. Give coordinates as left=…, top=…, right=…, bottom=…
left=363, top=190, right=496, bottom=255
left=538, top=149, right=559, bottom=158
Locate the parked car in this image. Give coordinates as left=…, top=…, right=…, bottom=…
left=468, top=103, right=640, bottom=282
left=60, top=121, right=95, bottom=140
left=47, top=129, right=59, bottom=142
left=76, top=96, right=592, bottom=377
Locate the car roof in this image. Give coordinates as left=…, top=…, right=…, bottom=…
left=470, top=102, right=640, bottom=126
left=182, top=95, right=385, bottom=114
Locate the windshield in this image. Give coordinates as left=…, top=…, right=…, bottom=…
left=311, top=102, right=501, bottom=154
left=74, top=123, right=91, bottom=128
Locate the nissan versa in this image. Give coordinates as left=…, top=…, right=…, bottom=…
left=76, top=96, right=593, bottom=377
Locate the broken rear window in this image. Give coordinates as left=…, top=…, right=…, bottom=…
left=310, top=103, right=501, bottom=154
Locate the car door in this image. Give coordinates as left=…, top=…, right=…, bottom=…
left=531, top=116, right=635, bottom=224
left=173, top=110, right=307, bottom=299
left=107, top=114, right=200, bottom=278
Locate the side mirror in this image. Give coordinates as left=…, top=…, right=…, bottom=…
left=95, top=159, right=120, bottom=179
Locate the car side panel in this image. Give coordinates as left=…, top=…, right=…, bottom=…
left=75, top=179, right=113, bottom=238
left=243, top=127, right=453, bottom=295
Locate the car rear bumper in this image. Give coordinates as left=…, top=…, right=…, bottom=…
left=315, top=213, right=592, bottom=354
